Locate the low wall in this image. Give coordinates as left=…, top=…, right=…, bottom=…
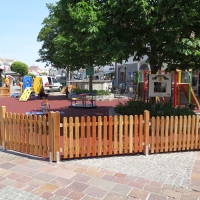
left=68, top=93, right=115, bottom=101
left=70, top=80, right=112, bottom=91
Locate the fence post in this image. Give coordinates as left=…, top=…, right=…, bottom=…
left=55, top=112, right=60, bottom=163
left=48, top=111, right=60, bottom=163
left=0, top=106, right=6, bottom=150
left=48, top=112, right=53, bottom=162
left=144, top=110, right=150, bottom=156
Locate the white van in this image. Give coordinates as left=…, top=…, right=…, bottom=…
left=36, top=76, right=62, bottom=92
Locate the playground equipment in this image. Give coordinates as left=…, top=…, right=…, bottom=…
left=41, top=99, right=50, bottom=113
left=19, top=77, right=48, bottom=101
left=132, top=69, right=200, bottom=108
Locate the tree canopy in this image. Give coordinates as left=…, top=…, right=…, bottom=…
left=10, top=61, right=28, bottom=76
left=37, top=0, right=200, bottom=73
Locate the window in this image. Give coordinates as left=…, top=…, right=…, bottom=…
left=52, top=78, right=58, bottom=83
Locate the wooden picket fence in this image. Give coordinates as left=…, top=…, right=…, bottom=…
left=0, top=106, right=199, bottom=162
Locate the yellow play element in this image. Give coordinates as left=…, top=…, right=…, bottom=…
left=178, top=83, right=200, bottom=108
left=33, top=77, right=42, bottom=94
left=19, top=88, right=33, bottom=101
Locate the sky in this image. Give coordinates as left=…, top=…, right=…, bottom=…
left=0, top=0, right=57, bottom=69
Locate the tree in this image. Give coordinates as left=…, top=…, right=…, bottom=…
left=54, top=0, right=200, bottom=74
left=11, top=61, right=28, bottom=76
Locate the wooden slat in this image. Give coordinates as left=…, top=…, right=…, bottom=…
left=174, top=116, right=178, bottom=151
left=21, top=114, right=25, bottom=152
left=7, top=113, right=12, bottom=150
left=81, top=117, right=85, bottom=157
left=182, top=116, right=187, bottom=150
left=164, top=116, right=169, bottom=152
left=195, top=115, right=199, bottom=149
left=63, top=117, right=68, bottom=158
left=156, top=117, right=160, bottom=153
left=119, top=115, right=123, bottom=154
left=191, top=115, right=195, bottom=150
left=178, top=116, right=183, bottom=151
left=69, top=117, right=74, bottom=158
left=13, top=113, right=17, bottom=151
left=25, top=114, right=29, bottom=153
left=139, top=115, right=143, bottom=152
left=113, top=116, right=118, bottom=154
left=144, top=111, right=150, bottom=155
left=33, top=115, right=38, bottom=155
left=17, top=114, right=21, bottom=152
left=55, top=112, right=60, bottom=158
left=38, top=115, right=42, bottom=156
left=108, top=116, right=113, bottom=155
left=43, top=115, right=47, bottom=157
left=98, top=116, right=102, bottom=156
left=87, top=117, right=90, bottom=156
left=124, top=115, right=128, bottom=153
left=134, top=115, right=138, bottom=153
left=29, top=115, right=33, bottom=154
left=160, top=117, right=164, bottom=152
left=151, top=117, right=155, bottom=153
left=103, top=116, right=107, bottom=155
left=92, top=116, right=96, bottom=156
left=169, top=116, right=174, bottom=151
left=5, top=113, right=9, bottom=149
left=129, top=115, right=133, bottom=153
left=186, top=116, right=191, bottom=150
left=75, top=117, right=79, bottom=157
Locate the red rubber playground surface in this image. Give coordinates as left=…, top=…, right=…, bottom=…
left=0, top=95, right=128, bottom=118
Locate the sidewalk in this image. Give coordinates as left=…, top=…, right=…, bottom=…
left=0, top=149, right=200, bottom=199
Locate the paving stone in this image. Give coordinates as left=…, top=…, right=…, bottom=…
left=40, top=183, right=59, bottom=193
left=32, top=172, right=56, bottom=182
left=161, top=188, right=182, bottom=199
left=54, top=187, right=72, bottom=196
left=103, top=192, right=127, bottom=200
left=0, top=162, right=16, bottom=169
left=147, top=193, right=167, bottom=200
left=88, top=177, right=116, bottom=191
left=84, top=186, right=108, bottom=198
left=144, top=184, right=162, bottom=193
left=67, top=191, right=84, bottom=199
left=129, top=188, right=149, bottom=199
left=67, top=181, right=89, bottom=192
left=71, top=173, right=92, bottom=183
left=111, top=183, right=132, bottom=195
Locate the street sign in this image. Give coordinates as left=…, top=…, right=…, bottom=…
left=86, top=67, right=94, bottom=76
left=128, top=72, right=131, bottom=75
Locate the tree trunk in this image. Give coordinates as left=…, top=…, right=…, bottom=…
left=66, top=67, right=70, bottom=87
left=89, top=75, right=93, bottom=92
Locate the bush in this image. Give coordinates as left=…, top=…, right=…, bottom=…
left=114, top=100, right=195, bottom=117
left=72, top=89, right=110, bottom=96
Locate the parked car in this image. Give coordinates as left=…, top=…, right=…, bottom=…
left=36, top=76, right=62, bottom=92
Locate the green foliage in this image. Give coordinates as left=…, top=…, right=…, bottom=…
left=11, top=61, right=28, bottom=76
left=27, top=73, right=35, bottom=77
left=72, top=88, right=110, bottom=95
left=115, top=100, right=195, bottom=117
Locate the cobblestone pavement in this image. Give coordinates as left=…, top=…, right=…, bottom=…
left=0, top=149, right=200, bottom=200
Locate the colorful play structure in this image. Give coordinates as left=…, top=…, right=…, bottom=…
left=18, top=76, right=48, bottom=101
left=130, top=69, right=200, bottom=109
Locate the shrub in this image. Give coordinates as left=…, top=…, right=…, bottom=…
left=114, top=100, right=195, bottom=117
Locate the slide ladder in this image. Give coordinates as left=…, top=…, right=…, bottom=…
left=19, top=88, right=33, bottom=101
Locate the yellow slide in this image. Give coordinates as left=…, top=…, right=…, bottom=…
left=19, top=88, right=33, bottom=101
